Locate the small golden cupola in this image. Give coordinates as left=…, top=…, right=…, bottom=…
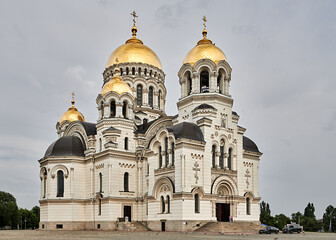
left=101, top=60, right=133, bottom=96
left=183, top=16, right=227, bottom=66
left=59, top=92, right=85, bottom=123
left=105, top=11, right=162, bottom=70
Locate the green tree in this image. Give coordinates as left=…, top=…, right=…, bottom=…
left=304, top=202, right=316, bottom=218
left=260, top=201, right=275, bottom=226
left=323, top=205, right=336, bottom=232
left=291, top=211, right=303, bottom=225
left=0, top=191, right=19, bottom=229
left=18, top=206, right=40, bottom=229
left=274, top=213, right=291, bottom=229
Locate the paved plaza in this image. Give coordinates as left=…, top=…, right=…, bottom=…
left=0, top=230, right=336, bottom=240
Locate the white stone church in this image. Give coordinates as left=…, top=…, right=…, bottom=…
left=38, top=15, right=262, bottom=231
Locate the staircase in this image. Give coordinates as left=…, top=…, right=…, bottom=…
left=116, top=221, right=151, bottom=231
left=194, top=221, right=262, bottom=234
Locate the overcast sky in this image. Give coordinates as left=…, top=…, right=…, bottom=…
left=0, top=0, right=335, bottom=219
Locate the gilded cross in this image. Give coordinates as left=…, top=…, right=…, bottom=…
left=115, top=57, right=119, bottom=64
left=192, top=162, right=200, bottom=184
left=245, top=169, right=251, bottom=188
left=72, top=92, right=75, bottom=101
left=131, top=11, right=138, bottom=26
left=202, top=16, right=207, bottom=29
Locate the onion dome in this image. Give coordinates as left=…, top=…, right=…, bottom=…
left=44, top=136, right=85, bottom=157
left=101, top=66, right=133, bottom=96
left=60, top=93, right=85, bottom=123
left=105, top=12, right=162, bottom=70
left=183, top=17, right=227, bottom=66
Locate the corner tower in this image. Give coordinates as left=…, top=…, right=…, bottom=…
left=176, top=16, right=232, bottom=125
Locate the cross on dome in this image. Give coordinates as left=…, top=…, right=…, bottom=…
left=131, top=11, right=138, bottom=27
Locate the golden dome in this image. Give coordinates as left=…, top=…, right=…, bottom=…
left=106, top=26, right=162, bottom=70
left=101, top=68, right=133, bottom=96
left=183, top=28, right=227, bottom=66
left=60, top=93, right=85, bottom=123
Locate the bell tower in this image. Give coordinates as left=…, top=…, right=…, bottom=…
left=176, top=17, right=233, bottom=126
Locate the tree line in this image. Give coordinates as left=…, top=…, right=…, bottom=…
left=260, top=201, right=336, bottom=232
left=0, top=191, right=39, bottom=229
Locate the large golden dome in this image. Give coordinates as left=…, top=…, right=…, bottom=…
left=101, top=69, right=133, bottom=96
left=106, top=27, right=162, bottom=70
left=60, top=95, right=85, bottom=123
left=183, top=29, right=227, bottom=66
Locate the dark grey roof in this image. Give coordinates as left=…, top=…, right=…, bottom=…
left=103, top=126, right=120, bottom=133
left=75, top=121, right=97, bottom=136
left=167, top=122, right=204, bottom=142
left=243, top=136, right=260, bottom=153
left=136, top=118, right=160, bottom=134
left=44, top=136, right=85, bottom=157
left=232, top=111, right=238, bottom=116
left=135, top=110, right=147, bottom=115
left=193, top=103, right=217, bottom=111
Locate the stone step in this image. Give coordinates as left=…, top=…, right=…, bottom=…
left=195, top=221, right=262, bottom=233
left=116, top=221, right=150, bottom=231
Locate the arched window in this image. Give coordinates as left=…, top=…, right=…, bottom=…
left=126, top=67, right=129, bottom=75
left=57, top=170, right=64, bottom=197
left=99, top=138, right=102, bottom=152
left=99, top=173, right=102, bottom=193
left=200, top=70, right=209, bottom=93
left=132, top=67, right=135, bottom=75
left=148, top=87, right=153, bottom=108
left=98, top=198, right=102, bottom=215
left=217, top=71, right=222, bottom=93
left=124, top=172, right=129, bottom=192
left=165, top=137, right=169, bottom=167
left=138, top=67, right=141, bottom=75
left=212, top=145, right=216, bottom=168
left=219, top=145, right=224, bottom=169
left=101, top=101, right=104, bottom=118
left=122, top=101, right=128, bottom=118
left=171, top=142, right=175, bottom=166
left=185, top=71, right=192, bottom=95
left=43, top=168, right=47, bottom=198
left=110, top=100, right=116, bottom=117
left=120, top=68, right=123, bottom=76
left=246, top=197, right=250, bottom=215
left=137, top=85, right=143, bottom=106
left=161, top=196, right=165, bottom=213
left=149, top=70, right=152, bottom=77
left=194, top=194, right=200, bottom=213
left=124, top=137, right=128, bottom=150
left=158, top=90, right=161, bottom=109
left=167, top=195, right=170, bottom=213
left=144, top=68, right=147, bottom=76
left=159, top=146, right=162, bottom=168
left=228, top=148, right=232, bottom=170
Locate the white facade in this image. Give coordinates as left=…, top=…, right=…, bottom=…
left=38, top=25, right=262, bottom=232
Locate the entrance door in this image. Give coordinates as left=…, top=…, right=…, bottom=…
left=161, top=221, right=166, bottom=231
left=123, top=206, right=131, bottom=222
left=216, top=203, right=230, bottom=222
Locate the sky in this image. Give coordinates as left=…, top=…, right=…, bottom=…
left=0, top=0, right=335, bottom=219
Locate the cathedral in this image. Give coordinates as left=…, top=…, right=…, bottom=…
left=38, top=14, right=262, bottom=231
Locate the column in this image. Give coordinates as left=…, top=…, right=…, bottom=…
left=108, top=164, right=112, bottom=194
left=224, top=153, right=229, bottom=170
left=224, top=76, right=230, bottom=95
left=116, top=102, right=123, bottom=118
left=215, top=151, right=220, bottom=168
left=192, top=73, right=200, bottom=94
left=153, top=91, right=159, bottom=109
left=209, top=71, right=218, bottom=92
left=70, top=168, right=74, bottom=197
left=103, top=103, right=109, bottom=118
left=143, top=89, right=149, bottom=106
